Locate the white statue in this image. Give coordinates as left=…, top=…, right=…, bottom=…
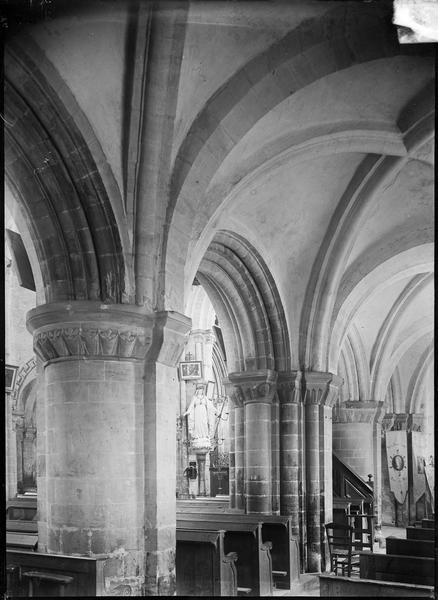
left=183, top=388, right=214, bottom=450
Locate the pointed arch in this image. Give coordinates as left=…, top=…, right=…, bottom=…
left=196, top=231, right=290, bottom=374
left=4, top=42, right=130, bottom=304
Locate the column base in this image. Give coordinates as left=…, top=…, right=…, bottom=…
left=145, top=549, right=176, bottom=596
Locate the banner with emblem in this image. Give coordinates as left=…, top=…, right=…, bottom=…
left=423, top=433, right=434, bottom=504
left=411, top=431, right=427, bottom=505
left=386, top=430, right=408, bottom=504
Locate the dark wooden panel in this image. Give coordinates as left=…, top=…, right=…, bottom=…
left=320, top=574, right=434, bottom=598
left=386, top=537, right=434, bottom=557
left=7, top=520, right=38, bottom=534
left=176, top=529, right=237, bottom=596
left=6, top=550, right=106, bottom=597
left=406, top=526, right=434, bottom=541
left=359, top=551, right=434, bottom=586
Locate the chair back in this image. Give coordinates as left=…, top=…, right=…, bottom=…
left=325, top=522, right=355, bottom=559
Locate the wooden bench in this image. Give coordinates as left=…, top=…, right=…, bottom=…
left=7, top=520, right=38, bottom=534
left=6, top=549, right=106, bottom=597
left=406, top=526, right=434, bottom=541
left=386, top=536, right=434, bottom=558
left=359, top=551, right=434, bottom=586
left=22, top=570, right=74, bottom=597
left=7, top=532, right=38, bottom=550
left=422, top=518, right=434, bottom=528
left=176, top=528, right=238, bottom=596
left=7, top=498, right=37, bottom=521
left=319, top=573, right=434, bottom=598
left=177, top=511, right=299, bottom=590
left=177, top=498, right=236, bottom=513
left=177, top=519, right=272, bottom=596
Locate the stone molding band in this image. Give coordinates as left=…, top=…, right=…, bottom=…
left=332, top=400, right=384, bottom=424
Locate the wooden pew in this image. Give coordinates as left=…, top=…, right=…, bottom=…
left=177, top=498, right=236, bottom=513
left=6, top=549, right=106, bottom=597
left=177, top=519, right=272, bottom=596
left=319, top=573, right=434, bottom=598
left=422, top=518, right=434, bottom=528
left=7, top=520, right=38, bottom=534
left=359, top=551, right=434, bottom=586
left=386, top=536, right=434, bottom=558
left=176, top=528, right=238, bottom=596
left=177, top=511, right=299, bottom=590
left=7, top=532, right=38, bottom=550
left=406, top=526, right=434, bottom=541
left=7, top=498, right=37, bottom=521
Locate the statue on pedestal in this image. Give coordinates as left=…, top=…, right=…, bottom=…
left=183, top=387, right=215, bottom=496
left=183, top=387, right=214, bottom=451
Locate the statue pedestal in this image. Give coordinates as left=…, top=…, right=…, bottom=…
left=192, top=443, right=210, bottom=497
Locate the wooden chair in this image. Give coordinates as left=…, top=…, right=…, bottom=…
left=346, top=512, right=375, bottom=552
left=325, top=522, right=360, bottom=577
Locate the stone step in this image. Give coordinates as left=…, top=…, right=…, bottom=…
left=273, top=573, right=320, bottom=597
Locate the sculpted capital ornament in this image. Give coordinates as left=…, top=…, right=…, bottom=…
left=277, top=371, right=302, bottom=404
left=228, top=369, right=278, bottom=405
left=303, top=372, right=343, bottom=407
left=27, top=302, right=155, bottom=363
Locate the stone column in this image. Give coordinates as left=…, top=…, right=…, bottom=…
left=271, top=394, right=280, bottom=514
left=142, top=310, right=191, bottom=595
left=332, top=400, right=385, bottom=522
left=23, top=426, right=37, bottom=489
left=7, top=403, right=19, bottom=499
left=228, top=402, right=236, bottom=508
left=225, top=382, right=245, bottom=511
left=277, top=372, right=304, bottom=543
left=27, top=301, right=190, bottom=596
left=229, top=370, right=277, bottom=514
left=303, top=372, right=342, bottom=572
left=15, top=416, right=24, bottom=493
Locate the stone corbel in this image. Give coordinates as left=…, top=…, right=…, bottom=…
left=227, top=369, right=278, bottom=405
left=146, top=311, right=192, bottom=367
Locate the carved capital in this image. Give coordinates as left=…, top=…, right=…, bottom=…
left=12, top=414, right=24, bottom=432
left=26, top=302, right=189, bottom=364
left=333, top=400, right=385, bottom=424
left=381, top=413, right=396, bottom=435
left=33, top=325, right=151, bottom=362
left=24, top=427, right=37, bottom=441
left=224, top=380, right=244, bottom=408
left=277, top=371, right=302, bottom=404
left=408, top=413, right=424, bottom=432
left=227, top=369, right=278, bottom=405
left=303, top=372, right=343, bottom=407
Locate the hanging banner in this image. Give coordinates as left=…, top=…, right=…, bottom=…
left=411, top=431, right=427, bottom=505
left=386, top=430, right=408, bottom=504
left=423, top=433, right=434, bottom=504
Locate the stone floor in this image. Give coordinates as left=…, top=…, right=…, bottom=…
left=272, top=525, right=407, bottom=597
